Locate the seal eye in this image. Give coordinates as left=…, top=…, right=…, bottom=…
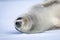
left=16, top=17, right=22, bottom=20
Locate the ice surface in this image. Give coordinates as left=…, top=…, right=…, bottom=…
left=0, top=0, right=60, bottom=40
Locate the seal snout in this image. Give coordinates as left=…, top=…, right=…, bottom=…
left=15, top=21, right=22, bottom=28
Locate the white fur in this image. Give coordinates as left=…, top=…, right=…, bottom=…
left=15, top=0, right=60, bottom=33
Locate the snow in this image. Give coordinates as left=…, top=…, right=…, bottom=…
left=0, top=0, right=60, bottom=40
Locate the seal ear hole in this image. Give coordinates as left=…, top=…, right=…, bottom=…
left=24, top=18, right=28, bottom=24
left=25, top=19, right=28, bottom=23
left=23, top=17, right=29, bottom=26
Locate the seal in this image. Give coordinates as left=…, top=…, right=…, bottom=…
left=15, top=0, right=60, bottom=33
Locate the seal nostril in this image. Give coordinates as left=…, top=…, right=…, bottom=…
left=16, top=22, right=19, bottom=25
left=15, top=22, right=22, bottom=27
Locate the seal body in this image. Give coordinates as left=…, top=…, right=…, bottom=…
left=15, top=0, right=60, bottom=33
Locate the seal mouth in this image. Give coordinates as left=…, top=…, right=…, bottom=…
left=15, top=27, right=24, bottom=33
